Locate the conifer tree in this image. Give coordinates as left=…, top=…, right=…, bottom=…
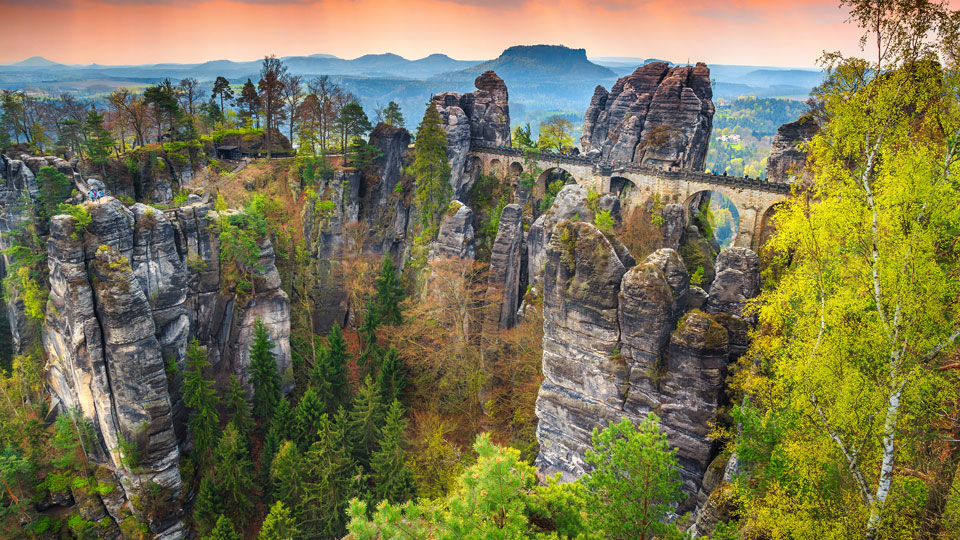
left=270, top=398, right=297, bottom=441
left=376, top=347, right=407, bottom=405
left=309, top=323, right=349, bottom=411
left=83, top=109, right=115, bottom=178
left=410, top=102, right=452, bottom=233
left=193, top=475, right=223, bottom=535
left=258, top=501, right=300, bottom=540
left=348, top=376, right=385, bottom=467
left=270, top=440, right=308, bottom=518
left=373, top=255, right=404, bottom=326
left=225, top=374, right=252, bottom=440
left=356, top=302, right=381, bottom=376
left=295, top=387, right=326, bottom=449
left=370, top=400, right=416, bottom=504
left=583, top=415, right=682, bottom=540
left=183, top=338, right=219, bottom=470
left=205, top=514, right=240, bottom=540
left=215, top=422, right=255, bottom=524
left=249, top=319, right=282, bottom=421
left=262, top=397, right=298, bottom=478
left=302, top=408, right=357, bottom=538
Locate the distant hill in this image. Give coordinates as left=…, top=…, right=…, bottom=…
left=5, top=56, right=61, bottom=68
left=442, top=45, right=616, bottom=81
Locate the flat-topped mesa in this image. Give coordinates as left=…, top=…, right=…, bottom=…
left=431, top=70, right=511, bottom=198
left=580, top=62, right=715, bottom=170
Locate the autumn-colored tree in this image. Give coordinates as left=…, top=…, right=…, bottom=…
left=258, top=55, right=288, bottom=155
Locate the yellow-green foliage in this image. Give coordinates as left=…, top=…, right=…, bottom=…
left=593, top=209, right=614, bottom=233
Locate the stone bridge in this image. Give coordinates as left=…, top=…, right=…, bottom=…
left=468, top=144, right=791, bottom=251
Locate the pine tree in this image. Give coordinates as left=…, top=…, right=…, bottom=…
left=583, top=415, right=682, bottom=540
left=204, top=514, right=239, bottom=540
left=310, top=323, right=350, bottom=412
left=348, top=376, right=385, bottom=468
left=410, top=102, right=452, bottom=232
left=193, top=475, right=223, bottom=535
left=356, top=302, right=381, bottom=376
left=373, top=255, right=404, bottom=326
left=301, top=408, right=357, bottom=538
left=370, top=400, right=415, bottom=504
left=83, top=109, right=115, bottom=178
left=376, top=347, right=407, bottom=406
left=183, top=338, right=220, bottom=471
left=225, top=374, right=252, bottom=440
left=215, top=422, right=255, bottom=524
left=323, top=323, right=349, bottom=408
left=270, top=440, right=308, bottom=518
left=249, top=319, right=282, bottom=421
left=262, top=398, right=296, bottom=481
left=271, top=398, right=297, bottom=440
left=295, top=387, right=326, bottom=449
left=382, top=101, right=405, bottom=128
left=258, top=501, right=300, bottom=540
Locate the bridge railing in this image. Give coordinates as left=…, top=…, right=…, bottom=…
left=469, top=144, right=792, bottom=195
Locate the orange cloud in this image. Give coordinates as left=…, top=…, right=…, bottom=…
left=1, top=0, right=864, bottom=67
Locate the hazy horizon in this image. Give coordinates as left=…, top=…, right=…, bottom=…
left=1, top=0, right=866, bottom=68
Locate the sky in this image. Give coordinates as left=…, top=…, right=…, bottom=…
left=1, top=0, right=868, bottom=68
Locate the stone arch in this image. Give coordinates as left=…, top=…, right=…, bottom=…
left=683, top=189, right=741, bottom=248
left=509, top=161, right=523, bottom=178
left=609, top=175, right=638, bottom=201
left=755, top=201, right=787, bottom=252
left=534, top=166, right=577, bottom=200
left=488, top=159, right=504, bottom=178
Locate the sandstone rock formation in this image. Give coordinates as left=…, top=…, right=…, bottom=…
left=0, top=155, right=42, bottom=355
left=430, top=202, right=475, bottom=261
left=432, top=71, right=511, bottom=198
left=527, top=184, right=623, bottom=288
left=580, top=62, right=714, bottom=170
left=41, top=197, right=291, bottom=538
left=485, top=203, right=524, bottom=330
left=766, top=118, right=818, bottom=184
left=534, top=218, right=762, bottom=509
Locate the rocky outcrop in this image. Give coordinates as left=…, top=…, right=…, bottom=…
left=534, top=224, right=762, bottom=509
left=432, top=71, right=511, bottom=198
left=527, top=184, right=623, bottom=289
left=41, top=197, right=291, bottom=539
left=0, top=155, right=42, bottom=355
left=430, top=202, right=475, bottom=261
left=766, top=118, right=818, bottom=184
left=485, top=204, right=524, bottom=330
left=363, top=123, right=414, bottom=259
left=580, top=62, right=714, bottom=170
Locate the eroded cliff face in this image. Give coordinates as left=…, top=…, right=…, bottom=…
left=534, top=215, right=760, bottom=509
left=766, top=118, right=819, bottom=185
left=41, top=197, right=290, bottom=539
left=580, top=62, right=715, bottom=169
left=432, top=70, right=511, bottom=198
